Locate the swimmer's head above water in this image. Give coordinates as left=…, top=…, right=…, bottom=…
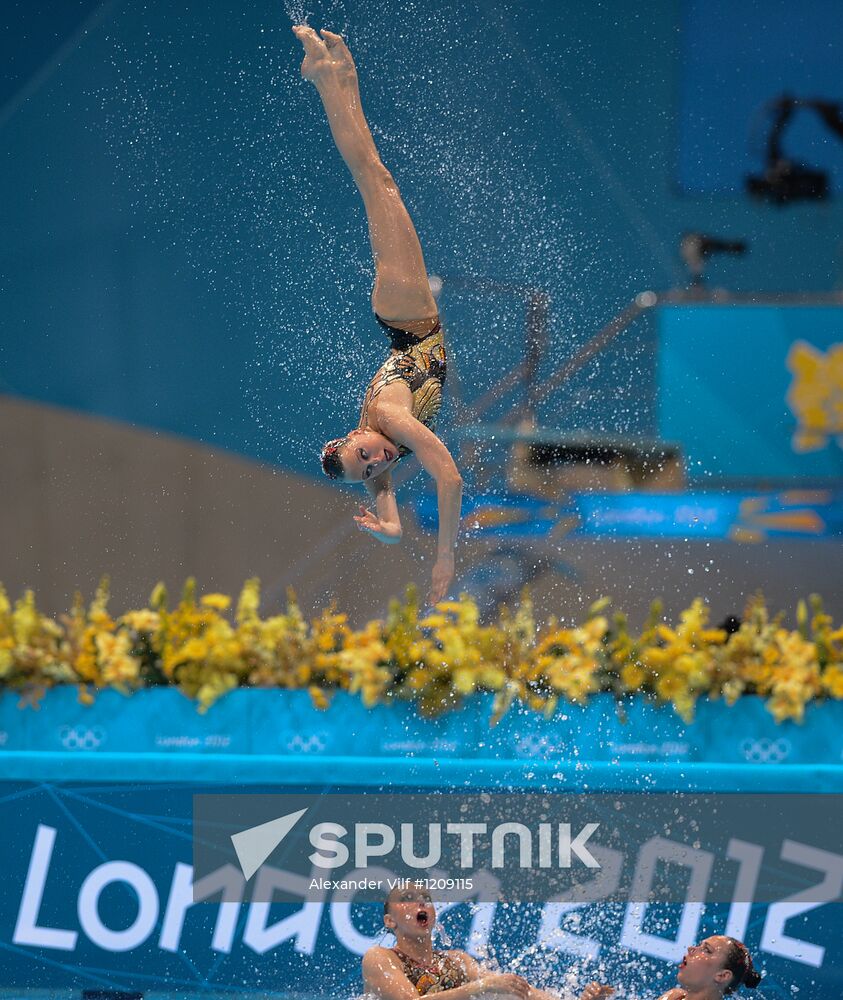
left=678, top=936, right=761, bottom=996
left=382, top=882, right=435, bottom=939
left=320, top=428, right=400, bottom=482
left=554, top=935, right=761, bottom=1000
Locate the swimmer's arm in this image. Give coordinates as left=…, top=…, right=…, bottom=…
left=527, top=989, right=563, bottom=1000
left=447, top=950, right=484, bottom=982
left=377, top=408, right=462, bottom=602
left=575, top=983, right=615, bottom=1000
left=451, top=952, right=562, bottom=1000
left=356, top=472, right=402, bottom=543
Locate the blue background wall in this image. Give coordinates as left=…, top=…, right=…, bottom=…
left=2, top=0, right=842, bottom=476
left=680, top=0, right=843, bottom=193
left=2, top=686, right=842, bottom=998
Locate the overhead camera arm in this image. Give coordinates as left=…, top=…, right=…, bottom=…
left=811, top=99, right=843, bottom=140
left=747, top=95, right=843, bottom=204
left=764, top=98, right=795, bottom=162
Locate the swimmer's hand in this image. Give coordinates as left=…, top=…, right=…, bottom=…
left=429, top=553, right=455, bottom=605
left=292, top=25, right=357, bottom=87
left=476, top=974, right=530, bottom=1000
left=579, top=984, right=614, bottom=1000
left=354, top=505, right=402, bottom=544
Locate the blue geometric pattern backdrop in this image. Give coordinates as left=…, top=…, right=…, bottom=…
left=1, top=690, right=842, bottom=997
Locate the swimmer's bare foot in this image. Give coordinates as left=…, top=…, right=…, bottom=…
left=294, top=24, right=379, bottom=178
left=292, top=25, right=357, bottom=89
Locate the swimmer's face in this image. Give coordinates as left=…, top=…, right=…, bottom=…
left=677, top=936, right=734, bottom=992
left=340, top=428, right=399, bottom=482
left=384, top=884, right=435, bottom=938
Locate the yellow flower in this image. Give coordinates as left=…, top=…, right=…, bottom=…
left=419, top=613, right=448, bottom=629
left=180, top=637, right=211, bottom=661
left=149, top=582, right=168, bottom=610
left=721, top=678, right=746, bottom=705
left=96, top=631, right=140, bottom=687
left=641, top=646, right=674, bottom=668
left=12, top=591, right=42, bottom=646
left=655, top=673, right=688, bottom=702
left=478, top=666, right=506, bottom=689
left=822, top=665, right=843, bottom=699
left=0, top=578, right=839, bottom=725
left=673, top=692, right=696, bottom=723
left=453, top=668, right=477, bottom=695
left=434, top=601, right=466, bottom=615
left=201, top=594, right=232, bottom=612
left=621, top=662, right=646, bottom=690
left=236, top=578, right=261, bottom=624
left=121, top=609, right=161, bottom=632
left=542, top=653, right=599, bottom=703
left=88, top=577, right=114, bottom=629
left=309, top=686, right=329, bottom=710
left=767, top=692, right=805, bottom=724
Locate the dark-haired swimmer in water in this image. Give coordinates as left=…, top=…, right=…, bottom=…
left=363, top=884, right=613, bottom=1000
left=588, top=935, right=762, bottom=1000
left=292, top=25, right=461, bottom=605
left=656, top=937, right=761, bottom=1000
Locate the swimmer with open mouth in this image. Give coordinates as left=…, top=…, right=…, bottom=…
left=584, top=934, right=762, bottom=1000
left=363, top=883, right=613, bottom=1000
left=292, top=24, right=461, bottom=605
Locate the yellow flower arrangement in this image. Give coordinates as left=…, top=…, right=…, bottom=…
left=634, top=599, right=728, bottom=722
left=0, top=585, right=72, bottom=700
left=0, top=580, right=841, bottom=724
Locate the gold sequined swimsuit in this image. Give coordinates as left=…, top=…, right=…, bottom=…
left=392, top=947, right=469, bottom=996
left=358, top=315, right=447, bottom=461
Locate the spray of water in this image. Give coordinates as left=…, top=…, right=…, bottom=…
left=99, top=1, right=599, bottom=488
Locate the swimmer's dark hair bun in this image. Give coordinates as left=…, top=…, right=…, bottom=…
left=723, top=938, right=761, bottom=994
left=320, top=438, right=347, bottom=480
left=743, top=966, right=762, bottom=989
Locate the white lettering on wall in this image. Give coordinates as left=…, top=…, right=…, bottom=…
left=13, top=825, right=77, bottom=951
left=77, top=861, right=159, bottom=952
left=620, top=838, right=713, bottom=962
left=761, top=840, right=843, bottom=968
left=243, top=867, right=324, bottom=955
left=159, top=862, right=244, bottom=954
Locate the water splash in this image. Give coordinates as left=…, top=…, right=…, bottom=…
left=99, top=0, right=600, bottom=491
left=433, top=918, right=453, bottom=948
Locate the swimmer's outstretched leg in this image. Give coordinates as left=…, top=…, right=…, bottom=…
left=293, top=25, right=437, bottom=327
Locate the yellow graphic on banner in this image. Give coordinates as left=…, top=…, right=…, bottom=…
left=729, top=495, right=828, bottom=543
left=785, top=340, right=843, bottom=452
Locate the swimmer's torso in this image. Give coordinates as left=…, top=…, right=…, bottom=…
left=358, top=315, right=447, bottom=460
left=391, top=947, right=469, bottom=995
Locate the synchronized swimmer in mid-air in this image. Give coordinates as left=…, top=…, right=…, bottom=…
left=293, top=24, right=461, bottom=604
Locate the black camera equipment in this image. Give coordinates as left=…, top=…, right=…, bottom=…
left=680, top=233, right=748, bottom=285
left=746, top=96, right=843, bottom=205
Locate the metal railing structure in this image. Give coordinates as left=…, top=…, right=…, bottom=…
left=434, top=277, right=843, bottom=492
left=263, top=281, right=842, bottom=608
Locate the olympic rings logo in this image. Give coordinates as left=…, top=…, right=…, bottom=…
left=739, top=737, right=792, bottom=764
left=514, top=734, right=559, bottom=758
left=286, top=733, right=327, bottom=754
left=59, top=726, right=106, bottom=751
